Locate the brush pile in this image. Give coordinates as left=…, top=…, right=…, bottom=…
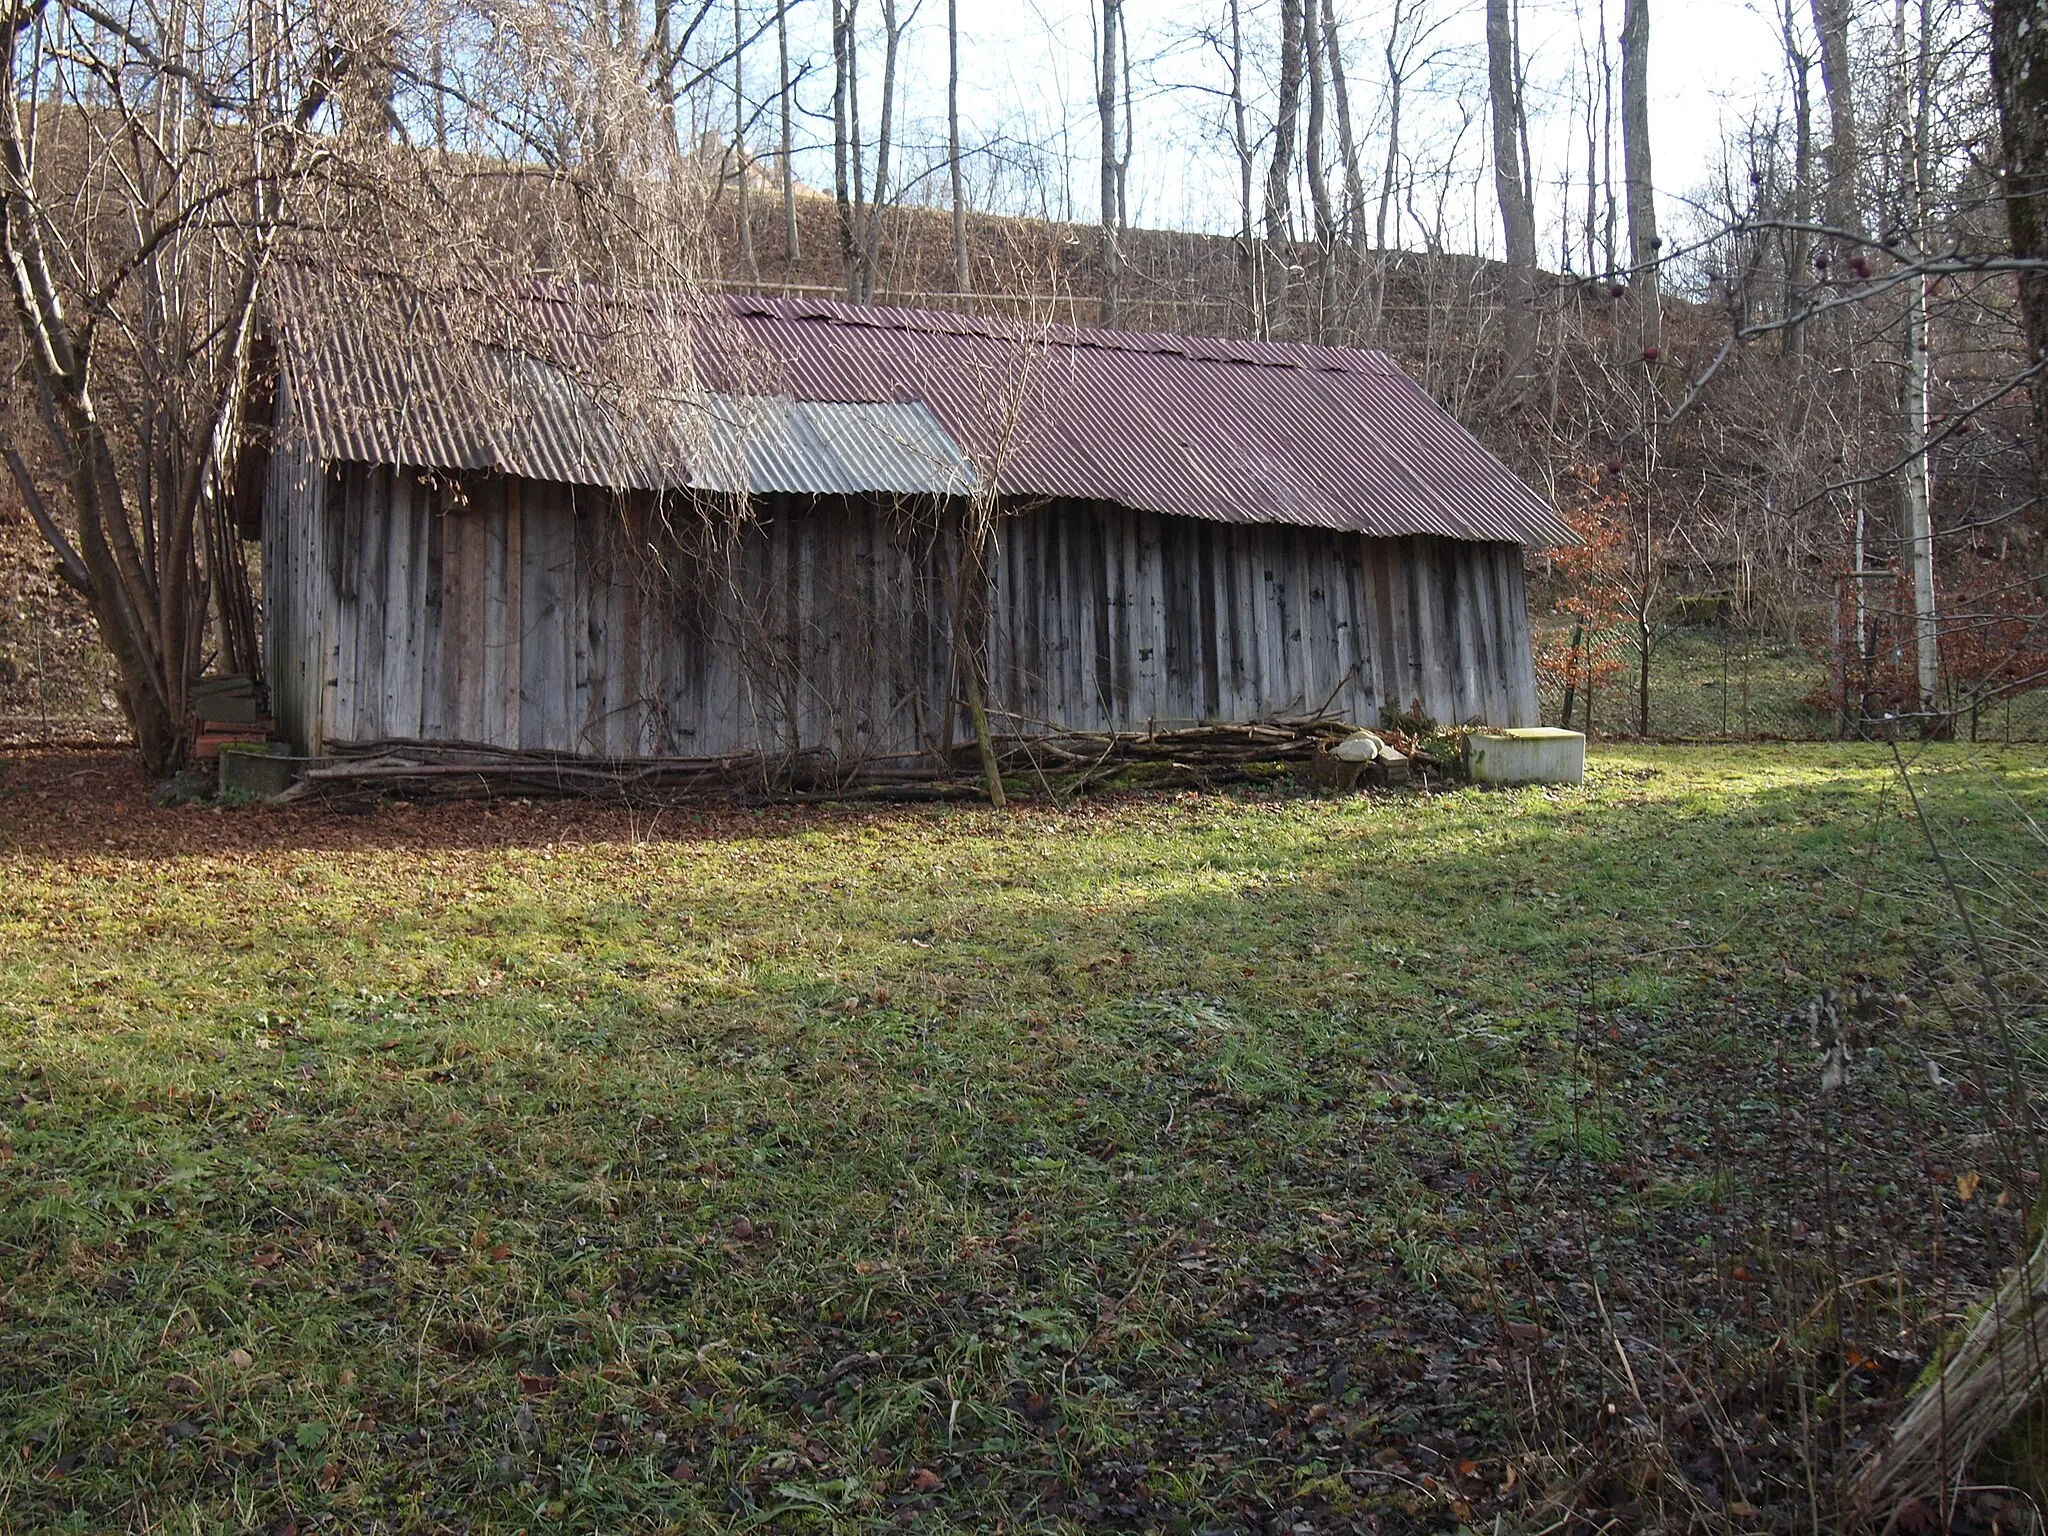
left=286, top=717, right=1438, bottom=803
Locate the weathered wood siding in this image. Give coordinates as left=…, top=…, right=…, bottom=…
left=263, top=462, right=1538, bottom=758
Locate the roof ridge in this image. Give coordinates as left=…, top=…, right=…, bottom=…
left=729, top=293, right=1397, bottom=375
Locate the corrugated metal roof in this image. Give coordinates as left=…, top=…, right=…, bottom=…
left=275, top=270, right=701, bottom=488
left=694, top=395, right=977, bottom=497
left=269, top=272, right=1569, bottom=544
left=271, top=272, right=975, bottom=498
left=703, top=298, right=1573, bottom=545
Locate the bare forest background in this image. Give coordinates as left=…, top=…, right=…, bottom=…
left=0, top=0, right=2044, bottom=763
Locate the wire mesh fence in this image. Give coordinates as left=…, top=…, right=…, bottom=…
left=1532, top=618, right=2048, bottom=742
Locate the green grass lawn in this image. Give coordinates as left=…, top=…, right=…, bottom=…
left=1, top=744, right=2045, bottom=1533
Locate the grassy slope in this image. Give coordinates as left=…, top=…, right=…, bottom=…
left=1, top=744, right=2044, bottom=1532
left=1531, top=627, right=2048, bottom=741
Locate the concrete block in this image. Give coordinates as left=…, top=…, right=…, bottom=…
left=218, top=743, right=299, bottom=800
left=1466, top=727, right=1585, bottom=785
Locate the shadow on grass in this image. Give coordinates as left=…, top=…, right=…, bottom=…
left=0, top=743, right=2042, bottom=1531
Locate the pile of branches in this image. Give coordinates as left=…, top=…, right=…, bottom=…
left=285, top=718, right=1376, bottom=804
left=993, top=717, right=1362, bottom=796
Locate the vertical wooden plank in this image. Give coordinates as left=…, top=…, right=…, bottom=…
left=328, top=467, right=361, bottom=743
left=1404, top=536, right=1435, bottom=723
left=550, top=485, right=578, bottom=753
left=1091, top=509, right=1115, bottom=726
left=1115, top=506, right=1140, bottom=726
left=516, top=480, right=553, bottom=749
left=501, top=480, right=523, bottom=745
left=1214, top=525, right=1241, bottom=721
left=478, top=477, right=509, bottom=746
left=1340, top=534, right=1375, bottom=724
left=347, top=467, right=386, bottom=741
left=548, top=482, right=576, bottom=753
left=1497, top=544, right=1539, bottom=725
left=438, top=483, right=465, bottom=744
left=1290, top=527, right=1316, bottom=717
left=1132, top=510, right=1163, bottom=725
left=571, top=490, right=597, bottom=754
left=1020, top=506, right=1046, bottom=728
left=1368, top=536, right=1395, bottom=722
left=1420, top=538, right=1456, bottom=724
left=1400, top=535, right=1430, bottom=721
left=378, top=471, right=413, bottom=738
left=405, top=472, right=432, bottom=739
left=306, top=461, right=326, bottom=752
left=1152, top=513, right=1182, bottom=724
left=1443, top=539, right=1472, bottom=722
left=616, top=502, right=644, bottom=754
left=984, top=507, right=1003, bottom=742
left=1196, top=521, right=1220, bottom=720
left=419, top=477, right=446, bottom=740
left=1458, top=540, right=1490, bottom=729
left=1468, top=541, right=1505, bottom=724
left=453, top=486, right=488, bottom=744
left=1245, top=528, right=1277, bottom=720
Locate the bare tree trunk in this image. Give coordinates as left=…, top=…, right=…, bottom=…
left=1304, top=0, right=1334, bottom=338
left=1904, top=263, right=1938, bottom=712
left=1990, top=0, right=2048, bottom=515
left=858, top=0, right=899, bottom=301
left=779, top=0, right=798, bottom=263
left=1903, top=0, right=1939, bottom=717
left=832, top=0, right=858, bottom=298
left=1781, top=0, right=1812, bottom=360
left=1374, top=0, right=1408, bottom=339
left=1117, top=22, right=1133, bottom=236
left=734, top=0, right=757, bottom=280
left=1262, top=0, right=1306, bottom=329
left=1811, top=0, right=1859, bottom=238
left=949, top=0, right=969, bottom=293
left=1321, top=0, right=1367, bottom=252
left=1620, top=0, right=1659, bottom=355
left=1486, top=0, right=1538, bottom=386
left=1097, top=0, right=1123, bottom=327
left=1228, top=0, right=1261, bottom=334
left=1601, top=0, right=1618, bottom=282
left=1582, top=27, right=1599, bottom=279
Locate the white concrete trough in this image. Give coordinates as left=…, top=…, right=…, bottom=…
left=1466, top=727, right=1586, bottom=785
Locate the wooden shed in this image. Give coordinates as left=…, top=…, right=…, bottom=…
left=256, top=284, right=1569, bottom=774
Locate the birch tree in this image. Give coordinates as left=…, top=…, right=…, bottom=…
left=1097, top=0, right=1123, bottom=325
left=1990, top=0, right=2048, bottom=507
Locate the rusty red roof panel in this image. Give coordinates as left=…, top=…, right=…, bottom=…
left=701, top=296, right=1571, bottom=545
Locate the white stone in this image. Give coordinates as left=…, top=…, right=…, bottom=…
left=1466, top=727, right=1585, bottom=785
left=1330, top=731, right=1382, bottom=763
